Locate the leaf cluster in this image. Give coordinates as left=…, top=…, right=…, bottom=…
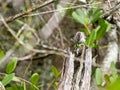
left=72, top=8, right=111, bottom=47
left=0, top=54, right=41, bottom=90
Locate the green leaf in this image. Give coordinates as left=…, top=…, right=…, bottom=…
left=107, top=77, right=120, bottom=90
left=6, top=57, right=18, bottom=74
left=95, top=68, right=102, bottom=86
left=105, top=20, right=112, bottom=32
left=52, top=66, right=59, bottom=78
left=80, top=28, right=89, bottom=36
left=110, top=62, right=116, bottom=73
left=87, top=30, right=96, bottom=45
left=6, top=84, right=24, bottom=90
left=96, top=18, right=111, bottom=40
left=0, top=51, right=4, bottom=60
left=38, top=84, right=44, bottom=88
left=6, top=85, right=18, bottom=90
left=30, top=73, right=40, bottom=85
left=23, top=82, right=26, bottom=90
left=2, top=73, right=15, bottom=86
left=86, top=26, right=99, bottom=47
left=72, top=9, right=89, bottom=26
left=104, top=74, right=111, bottom=85
left=53, top=82, right=59, bottom=90
left=6, top=87, right=13, bottom=90
left=89, top=9, right=102, bottom=23
left=110, top=62, right=118, bottom=82
left=67, top=8, right=74, bottom=16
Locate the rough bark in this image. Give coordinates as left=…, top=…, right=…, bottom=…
left=81, top=48, right=92, bottom=90
left=58, top=52, right=74, bottom=90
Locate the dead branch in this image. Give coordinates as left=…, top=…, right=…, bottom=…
left=80, top=48, right=92, bottom=90
left=102, top=2, right=120, bottom=18
left=73, top=46, right=85, bottom=90
left=0, top=0, right=55, bottom=26
left=57, top=52, right=75, bottom=90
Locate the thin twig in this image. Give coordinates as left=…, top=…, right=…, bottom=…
left=1, top=15, right=69, bottom=58
left=0, top=24, right=26, bottom=70
left=0, top=15, right=109, bottom=69
left=24, top=2, right=102, bottom=17
left=0, top=1, right=119, bottom=26
left=0, top=0, right=55, bottom=25
left=102, top=2, right=120, bottom=18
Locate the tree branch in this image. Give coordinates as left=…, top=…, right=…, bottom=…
left=0, top=0, right=55, bottom=26
left=80, top=48, right=92, bottom=90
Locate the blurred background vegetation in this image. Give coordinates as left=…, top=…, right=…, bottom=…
left=0, top=0, right=120, bottom=90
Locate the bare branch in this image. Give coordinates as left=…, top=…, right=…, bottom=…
left=81, top=48, right=92, bottom=90
left=58, top=52, right=75, bottom=90
left=102, top=2, right=120, bottom=18
left=0, top=0, right=55, bottom=25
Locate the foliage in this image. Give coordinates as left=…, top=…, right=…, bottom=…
left=0, top=0, right=119, bottom=90
left=72, top=8, right=111, bottom=47
left=72, top=4, right=119, bottom=90
left=95, top=68, right=102, bottom=86
left=6, top=58, right=18, bottom=74
left=0, top=51, right=4, bottom=60
left=0, top=57, right=42, bottom=90
left=0, top=54, right=59, bottom=90
left=52, top=66, right=59, bottom=79
left=30, top=73, right=40, bottom=85
left=94, top=62, right=119, bottom=90
left=52, top=66, right=59, bottom=90
left=106, top=77, right=120, bottom=90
